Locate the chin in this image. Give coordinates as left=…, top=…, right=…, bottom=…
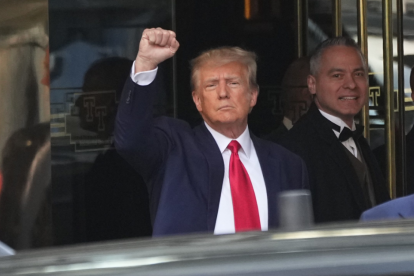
left=217, top=120, right=237, bottom=125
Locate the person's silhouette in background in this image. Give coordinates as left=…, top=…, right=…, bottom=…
left=266, top=57, right=312, bottom=142
left=374, top=67, right=414, bottom=195
left=78, top=57, right=152, bottom=241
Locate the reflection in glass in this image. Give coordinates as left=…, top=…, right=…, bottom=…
left=49, top=0, right=172, bottom=245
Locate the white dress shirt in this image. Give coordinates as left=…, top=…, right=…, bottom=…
left=130, top=62, right=268, bottom=234
left=205, top=123, right=268, bottom=234
left=282, top=116, right=294, bottom=130
left=319, top=109, right=360, bottom=159
left=130, top=61, right=158, bottom=85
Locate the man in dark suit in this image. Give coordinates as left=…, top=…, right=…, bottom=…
left=374, top=67, right=414, bottom=195
left=406, top=68, right=414, bottom=194
left=279, top=37, right=389, bottom=223
left=115, top=28, right=308, bottom=236
left=266, top=57, right=312, bottom=142
left=361, top=66, right=414, bottom=222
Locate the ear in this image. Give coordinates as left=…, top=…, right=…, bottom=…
left=307, top=75, right=317, bottom=95
left=192, top=91, right=203, bottom=112
left=249, top=89, right=259, bottom=108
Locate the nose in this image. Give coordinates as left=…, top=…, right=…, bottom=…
left=217, top=81, right=230, bottom=99
left=343, top=74, right=356, bottom=89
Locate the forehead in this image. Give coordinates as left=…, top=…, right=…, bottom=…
left=198, top=61, right=248, bottom=80
left=319, top=46, right=364, bottom=70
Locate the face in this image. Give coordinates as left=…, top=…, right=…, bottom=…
left=308, top=46, right=368, bottom=126
left=192, top=61, right=258, bottom=131
left=289, top=86, right=314, bottom=123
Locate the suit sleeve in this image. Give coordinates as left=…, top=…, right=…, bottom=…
left=359, top=210, right=370, bottom=221
left=114, top=76, right=173, bottom=182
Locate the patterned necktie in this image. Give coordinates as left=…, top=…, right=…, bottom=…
left=227, top=140, right=261, bottom=232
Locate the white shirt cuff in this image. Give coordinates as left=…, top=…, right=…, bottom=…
left=130, top=60, right=158, bottom=86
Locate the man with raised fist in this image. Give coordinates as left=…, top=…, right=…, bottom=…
left=115, top=28, right=308, bottom=236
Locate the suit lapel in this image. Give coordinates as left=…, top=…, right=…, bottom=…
left=194, top=123, right=224, bottom=231
left=251, top=134, right=279, bottom=227
left=308, top=105, right=368, bottom=211
left=357, top=136, right=387, bottom=203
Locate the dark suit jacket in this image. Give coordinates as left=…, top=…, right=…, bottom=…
left=115, top=76, right=309, bottom=236
left=407, top=127, right=414, bottom=194
left=360, top=195, right=414, bottom=221
left=84, top=148, right=152, bottom=241
left=374, top=127, right=414, bottom=195
left=265, top=121, right=289, bottom=143
left=279, top=104, right=390, bottom=223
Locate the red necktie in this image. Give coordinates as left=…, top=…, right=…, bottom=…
left=227, top=140, right=261, bottom=232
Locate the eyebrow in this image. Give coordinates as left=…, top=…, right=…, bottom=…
left=204, top=77, right=219, bottom=83
left=327, top=68, right=344, bottom=74
left=327, top=67, right=365, bottom=74
left=203, top=75, right=242, bottom=83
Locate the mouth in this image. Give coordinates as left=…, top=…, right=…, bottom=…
left=339, top=96, right=358, bottom=101
left=218, top=105, right=234, bottom=110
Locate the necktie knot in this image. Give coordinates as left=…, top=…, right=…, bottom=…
left=338, top=126, right=364, bottom=142
left=227, top=140, right=241, bottom=154
left=339, top=127, right=353, bottom=142
left=328, top=121, right=364, bottom=142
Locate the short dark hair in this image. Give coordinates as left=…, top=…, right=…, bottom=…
left=280, top=57, right=310, bottom=113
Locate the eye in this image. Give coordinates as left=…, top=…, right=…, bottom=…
left=228, top=81, right=240, bottom=87
left=332, top=74, right=341, bottom=78
left=355, top=72, right=365, bottom=77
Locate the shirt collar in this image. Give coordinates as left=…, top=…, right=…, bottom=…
left=282, top=116, right=294, bottom=130
left=204, top=122, right=252, bottom=158
left=318, top=109, right=356, bottom=137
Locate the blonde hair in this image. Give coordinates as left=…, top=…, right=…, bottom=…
left=190, top=46, right=258, bottom=92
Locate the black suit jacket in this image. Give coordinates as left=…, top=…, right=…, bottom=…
left=406, top=127, right=414, bottom=194
left=115, top=77, right=309, bottom=236
left=279, top=104, right=390, bottom=223
left=374, top=126, right=414, bottom=195
left=265, top=121, right=289, bottom=143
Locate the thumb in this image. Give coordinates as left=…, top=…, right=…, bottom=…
left=169, top=39, right=180, bottom=54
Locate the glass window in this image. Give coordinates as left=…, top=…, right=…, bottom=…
left=49, top=0, right=173, bottom=245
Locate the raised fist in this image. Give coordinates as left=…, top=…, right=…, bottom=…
left=135, top=28, right=180, bottom=73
